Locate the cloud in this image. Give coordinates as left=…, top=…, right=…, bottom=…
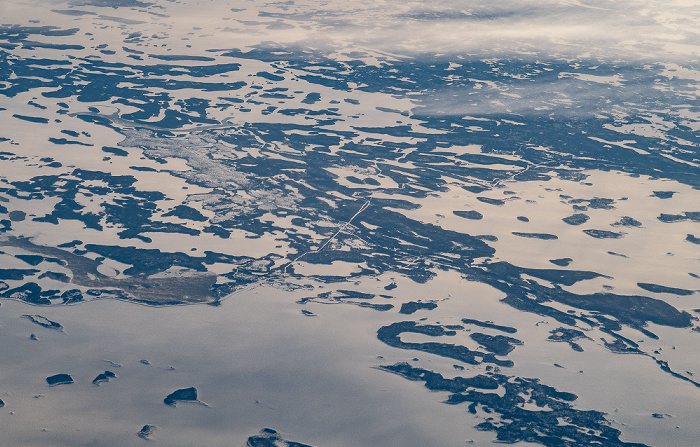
left=250, top=0, right=700, bottom=61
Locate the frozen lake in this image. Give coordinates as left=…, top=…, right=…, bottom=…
left=0, top=0, right=699, bottom=445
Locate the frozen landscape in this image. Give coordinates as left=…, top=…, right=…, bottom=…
left=0, top=0, right=699, bottom=445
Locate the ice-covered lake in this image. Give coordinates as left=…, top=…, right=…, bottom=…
left=1, top=0, right=699, bottom=445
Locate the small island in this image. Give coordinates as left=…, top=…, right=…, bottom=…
left=164, top=387, right=198, bottom=406
left=46, top=374, right=74, bottom=386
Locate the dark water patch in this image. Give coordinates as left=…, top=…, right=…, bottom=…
left=203, top=225, right=231, bottom=238
left=16, top=254, right=55, bottom=266
left=461, top=319, right=517, bottom=334
left=519, top=266, right=607, bottom=286
left=453, top=210, right=483, bottom=220
left=1, top=237, right=223, bottom=305
left=137, top=425, right=157, bottom=440
left=246, top=428, right=315, bottom=447
left=380, top=362, right=645, bottom=446
left=38, top=271, right=70, bottom=282
left=60, top=289, right=83, bottom=303
left=301, top=309, right=316, bottom=317
left=28, top=100, right=47, bottom=109
left=474, top=234, right=498, bottom=241
left=354, top=302, right=393, bottom=311
left=164, top=387, right=198, bottom=406
left=653, top=357, right=700, bottom=388
left=129, top=165, right=157, bottom=172
left=463, top=185, right=488, bottom=193
left=548, top=327, right=589, bottom=352
left=60, top=130, right=80, bottom=137
left=588, top=197, right=616, bottom=209
left=9, top=171, right=130, bottom=231
left=259, top=92, right=292, bottom=99
left=637, top=283, right=694, bottom=296
left=278, top=107, right=340, bottom=118
left=651, top=413, right=672, bottom=419
left=384, top=282, right=397, bottom=290
left=256, top=71, right=285, bottom=82
left=476, top=196, right=505, bottom=206
left=0, top=152, right=21, bottom=161
left=399, top=301, right=437, bottom=314
left=83, top=244, right=207, bottom=275
left=687, top=234, right=700, bottom=245
left=46, top=374, right=73, bottom=386
left=75, top=114, right=118, bottom=130
left=562, top=213, right=589, bottom=225
left=549, top=258, right=572, bottom=267
left=380, top=362, right=500, bottom=395
left=92, top=370, right=116, bottom=385
left=658, top=212, right=700, bottom=223
left=608, top=251, right=628, bottom=258
left=652, top=191, right=675, bottom=199
left=2, top=283, right=54, bottom=304
left=102, top=146, right=128, bottom=156
left=122, top=46, right=143, bottom=55
left=22, top=314, right=63, bottom=330
left=377, top=321, right=513, bottom=367
left=98, top=191, right=204, bottom=240
left=469, top=332, right=523, bottom=356
left=612, top=216, right=642, bottom=227
left=0, top=24, right=80, bottom=42
left=21, top=41, right=84, bottom=50
left=15, top=56, right=240, bottom=127
left=603, top=337, right=642, bottom=354
left=337, top=290, right=375, bottom=300
left=12, top=114, right=48, bottom=123
left=512, top=232, right=558, bottom=240
left=3, top=283, right=75, bottom=304
left=583, top=229, right=625, bottom=239
left=298, top=289, right=391, bottom=311
left=163, top=204, right=207, bottom=222
left=558, top=293, right=691, bottom=328
left=301, top=92, right=321, bottom=104
left=48, top=137, right=92, bottom=146
left=485, top=261, right=692, bottom=329
left=8, top=210, right=26, bottom=221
